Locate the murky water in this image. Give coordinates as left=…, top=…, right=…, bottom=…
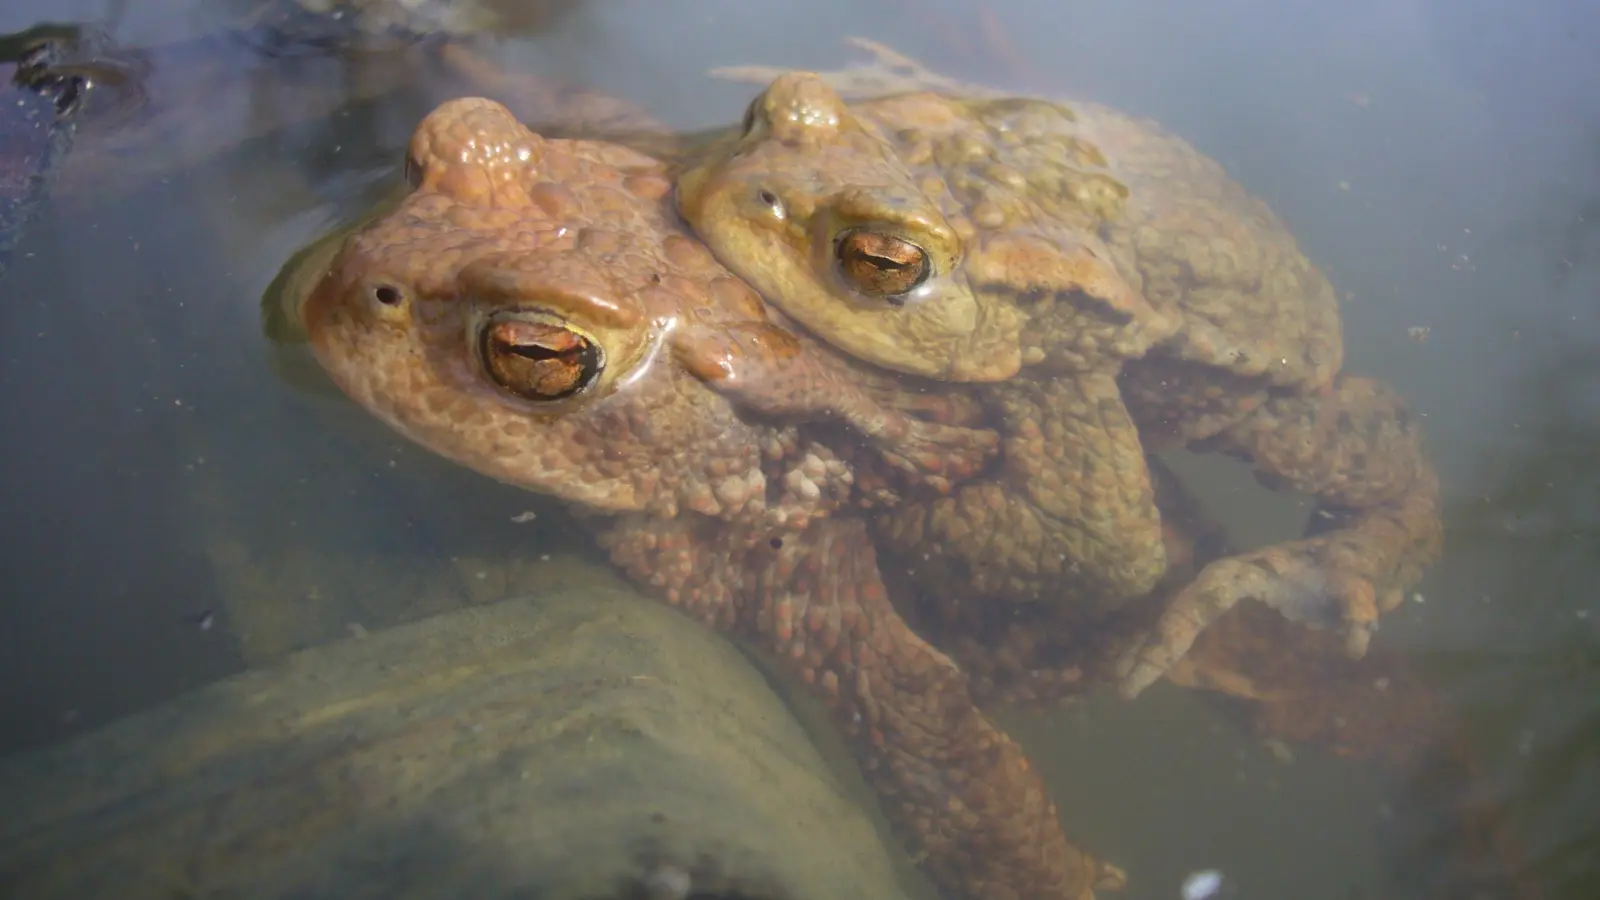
left=1, top=0, right=1595, bottom=897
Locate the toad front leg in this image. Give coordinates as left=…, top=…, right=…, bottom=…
left=878, top=371, right=1170, bottom=604
left=674, top=321, right=1001, bottom=490
left=599, top=512, right=1126, bottom=900
left=1116, top=374, right=1443, bottom=697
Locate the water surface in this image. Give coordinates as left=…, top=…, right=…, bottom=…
left=1, top=0, right=1595, bottom=897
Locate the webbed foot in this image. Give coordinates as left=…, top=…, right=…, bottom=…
left=1114, top=467, right=1441, bottom=697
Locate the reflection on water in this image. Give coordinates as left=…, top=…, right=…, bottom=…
left=0, top=0, right=1595, bottom=897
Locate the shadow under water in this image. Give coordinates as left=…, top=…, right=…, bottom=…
left=0, top=1, right=1597, bottom=898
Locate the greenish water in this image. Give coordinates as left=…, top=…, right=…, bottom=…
left=0, top=1, right=1594, bottom=897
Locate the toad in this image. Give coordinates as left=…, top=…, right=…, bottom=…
left=301, top=96, right=1125, bottom=900
left=673, top=40, right=1443, bottom=698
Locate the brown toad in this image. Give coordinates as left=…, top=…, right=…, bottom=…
left=674, top=40, right=1443, bottom=697
left=301, top=96, right=1125, bottom=900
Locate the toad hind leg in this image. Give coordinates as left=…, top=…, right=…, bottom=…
left=600, top=513, right=1122, bottom=900
left=1116, top=375, right=1443, bottom=697
left=881, top=372, right=1169, bottom=604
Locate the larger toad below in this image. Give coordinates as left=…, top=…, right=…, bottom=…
left=675, top=41, right=1443, bottom=697
left=302, top=96, right=1125, bottom=900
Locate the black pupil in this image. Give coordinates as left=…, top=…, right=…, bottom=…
left=866, top=253, right=915, bottom=274
left=511, top=344, right=565, bottom=360
left=375, top=286, right=402, bottom=306
left=758, top=189, right=778, bottom=207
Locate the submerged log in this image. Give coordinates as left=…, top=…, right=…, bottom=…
left=0, top=582, right=929, bottom=900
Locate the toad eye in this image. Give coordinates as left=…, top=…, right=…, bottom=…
left=834, top=229, right=930, bottom=302
left=480, top=315, right=604, bottom=402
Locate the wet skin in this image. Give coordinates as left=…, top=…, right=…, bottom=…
left=302, top=96, right=1127, bottom=900
left=673, top=44, right=1444, bottom=698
